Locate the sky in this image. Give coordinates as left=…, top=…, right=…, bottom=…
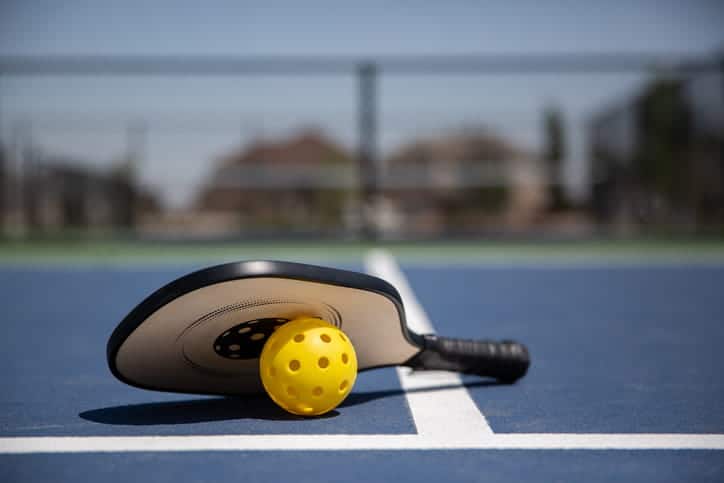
left=1, top=1, right=723, bottom=207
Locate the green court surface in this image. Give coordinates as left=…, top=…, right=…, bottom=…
left=3, top=239, right=724, bottom=266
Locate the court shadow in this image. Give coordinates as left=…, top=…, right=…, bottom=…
left=80, top=397, right=338, bottom=425
left=341, top=379, right=503, bottom=408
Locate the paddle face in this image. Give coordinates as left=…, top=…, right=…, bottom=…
left=108, top=261, right=422, bottom=395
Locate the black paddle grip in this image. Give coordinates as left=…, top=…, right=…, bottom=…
left=406, top=335, right=530, bottom=383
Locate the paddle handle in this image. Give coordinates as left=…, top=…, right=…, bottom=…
left=405, top=334, right=530, bottom=383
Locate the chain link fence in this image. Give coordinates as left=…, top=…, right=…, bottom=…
left=1, top=53, right=722, bottom=240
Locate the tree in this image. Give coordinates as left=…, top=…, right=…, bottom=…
left=543, top=106, right=568, bottom=210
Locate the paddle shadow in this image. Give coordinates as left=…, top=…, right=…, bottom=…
left=80, top=396, right=337, bottom=425
left=80, top=379, right=503, bottom=425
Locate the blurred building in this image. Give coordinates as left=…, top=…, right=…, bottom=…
left=197, top=128, right=549, bottom=239
left=196, top=130, right=356, bottom=236
left=590, top=71, right=724, bottom=233
left=379, top=129, right=548, bottom=237
left=21, top=156, right=159, bottom=234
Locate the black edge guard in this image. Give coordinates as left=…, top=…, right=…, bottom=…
left=405, top=335, right=530, bottom=383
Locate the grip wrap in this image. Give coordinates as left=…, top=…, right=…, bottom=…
left=406, top=335, right=530, bottom=383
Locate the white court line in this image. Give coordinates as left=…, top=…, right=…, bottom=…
left=1, top=249, right=723, bottom=453
left=3, top=434, right=724, bottom=454
left=364, top=249, right=494, bottom=439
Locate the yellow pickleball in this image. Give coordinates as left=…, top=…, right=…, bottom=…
left=259, top=317, right=357, bottom=416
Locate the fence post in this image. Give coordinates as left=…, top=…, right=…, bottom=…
left=0, top=108, right=4, bottom=236
left=13, top=120, right=31, bottom=238
left=720, top=54, right=724, bottom=229
left=358, top=61, right=379, bottom=240
left=125, top=120, right=146, bottom=235
left=22, top=121, right=39, bottom=235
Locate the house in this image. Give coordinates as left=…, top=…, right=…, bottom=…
left=380, top=128, right=548, bottom=237
left=23, top=157, right=159, bottom=233
left=196, top=130, right=356, bottom=236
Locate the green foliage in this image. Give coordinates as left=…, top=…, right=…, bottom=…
left=543, top=105, right=569, bottom=210
left=635, top=79, right=690, bottom=203
left=543, top=106, right=566, bottom=163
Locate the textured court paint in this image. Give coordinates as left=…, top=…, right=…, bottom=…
left=2, top=451, right=724, bottom=483
left=0, top=266, right=415, bottom=437
left=2, top=260, right=724, bottom=483
left=403, top=265, right=724, bottom=434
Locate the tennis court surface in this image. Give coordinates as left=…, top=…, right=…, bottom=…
left=2, top=243, right=723, bottom=482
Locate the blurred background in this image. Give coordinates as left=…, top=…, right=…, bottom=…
left=1, top=1, right=723, bottom=243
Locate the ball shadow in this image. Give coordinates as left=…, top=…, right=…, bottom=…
left=341, top=379, right=504, bottom=407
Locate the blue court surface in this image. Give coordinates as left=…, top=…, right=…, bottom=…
left=1, top=251, right=724, bottom=482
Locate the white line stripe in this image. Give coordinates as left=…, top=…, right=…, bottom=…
left=490, top=434, right=724, bottom=450
left=364, top=249, right=494, bottom=437
left=395, top=368, right=495, bottom=438
left=2, top=434, right=724, bottom=453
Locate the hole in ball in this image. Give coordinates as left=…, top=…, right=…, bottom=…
left=318, top=357, right=329, bottom=369
left=289, top=360, right=301, bottom=372
left=342, top=353, right=349, bottom=364
left=339, top=380, right=349, bottom=392
left=320, top=334, right=331, bottom=343
left=250, top=333, right=265, bottom=341
left=339, top=333, right=347, bottom=342
left=287, top=386, right=297, bottom=398
left=293, top=334, right=305, bottom=342
left=312, top=386, right=323, bottom=397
